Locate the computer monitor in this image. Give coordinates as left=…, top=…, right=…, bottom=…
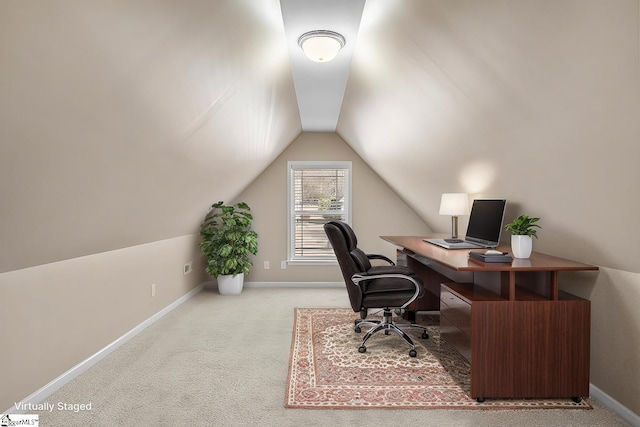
left=465, top=199, right=507, bottom=247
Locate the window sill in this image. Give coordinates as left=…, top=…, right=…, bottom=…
left=286, top=259, right=338, bottom=266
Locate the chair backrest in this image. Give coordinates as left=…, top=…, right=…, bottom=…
left=324, top=220, right=371, bottom=312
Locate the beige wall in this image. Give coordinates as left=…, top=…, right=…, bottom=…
left=563, top=269, right=640, bottom=415
left=340, top=0, right=640, bottom=274
left=235, top=132, right=432, bottom=284
left=0, top=235, right=205, bottom=411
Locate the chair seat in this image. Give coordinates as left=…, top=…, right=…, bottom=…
left=361, top=267, right=424, bottom=307
left=367, top=265, right=415, bottom=275
left=362, top=291, right=417, bottom=308
left=362, top=266, right=423, bottom=294
left=363, top=278, right=415, bottom=294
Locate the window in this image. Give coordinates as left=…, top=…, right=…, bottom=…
left=287, top=161, right=352, bottom=263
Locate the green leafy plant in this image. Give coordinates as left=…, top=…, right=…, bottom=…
left=505, top=214, right=541, bottom=238
left=199, top=201, right=258, bottom=277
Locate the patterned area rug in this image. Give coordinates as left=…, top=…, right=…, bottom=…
left=285, top=308, right=592, bottom=410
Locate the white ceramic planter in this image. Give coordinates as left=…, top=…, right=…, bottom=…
left=217, top=273, right=244, bottom=295
left=511, top=235, right=533, bottom=259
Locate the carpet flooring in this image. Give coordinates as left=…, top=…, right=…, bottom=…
left=286, top=308, right=592, bottom=410
left=29, top=288, right=630, bottom=426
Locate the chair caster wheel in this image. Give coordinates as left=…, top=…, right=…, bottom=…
left=358, top=346, right=367, bottom=353
left=421, top=332, right=429, bottom=339
left=409, top=349, right=417, bottom=357
left=572, top=397, right=582, bottom=403
left=476, top=397, right=485, bottom=403
left=355, top=326, right=362, bottom=333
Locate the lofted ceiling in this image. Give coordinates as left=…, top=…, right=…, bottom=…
left=280, top=0, right=365, bottom=131
left=0, top=0, right=300, bottom=272
left=1, top=0, right=638, bottom=273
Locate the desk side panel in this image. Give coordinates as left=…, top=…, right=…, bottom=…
left=471, top=300, right=590, bottom=399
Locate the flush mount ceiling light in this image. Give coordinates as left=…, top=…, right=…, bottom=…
left=298, top=30, right=345, bottom=63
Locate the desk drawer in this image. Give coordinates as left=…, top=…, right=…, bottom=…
left=439, top=315, right=471, bottom=362
left=440, top=289, right=471, bottom=336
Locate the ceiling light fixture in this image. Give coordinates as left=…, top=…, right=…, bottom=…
left=298, top=30, right=345, bottom=63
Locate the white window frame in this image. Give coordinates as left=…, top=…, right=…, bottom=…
left=287, top=160, right=352, bottom=265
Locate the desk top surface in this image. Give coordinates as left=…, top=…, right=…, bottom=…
left=380, top=235, right=599, bottom=272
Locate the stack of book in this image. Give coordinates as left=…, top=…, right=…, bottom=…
left=469, top=251, right=513, bottom=263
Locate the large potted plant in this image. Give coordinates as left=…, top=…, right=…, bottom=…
left=504, top=214, right=541, bottom=259
left=199, top=201, right=258, bottom=295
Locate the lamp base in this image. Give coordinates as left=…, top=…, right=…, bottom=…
left=451, top=216, right=459, bottom=239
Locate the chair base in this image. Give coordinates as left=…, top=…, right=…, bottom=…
left=354, top=308, right=429, bottom=357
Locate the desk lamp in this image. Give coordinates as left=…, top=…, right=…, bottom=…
left=439, top=193, right=469, bottom=239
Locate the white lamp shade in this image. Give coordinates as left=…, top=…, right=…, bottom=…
left=298, top=31, right=345, bottom=63
left=439, top=193, right=469, bottom=216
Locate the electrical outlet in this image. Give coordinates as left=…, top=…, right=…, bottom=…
left=151, top=283, right=156, bottom=297
left=281, top=261, right=287, bottom=269
left=264, top=261, right=270, bottom=269
left=183, top=262, right=192, bottom=275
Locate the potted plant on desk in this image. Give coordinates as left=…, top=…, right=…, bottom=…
left=199, top=201, right=258, bottom=295
left=504, top=214, right=541, bottom=259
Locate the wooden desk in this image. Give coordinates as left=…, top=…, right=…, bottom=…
left=381, top=235, right=599, bottom=402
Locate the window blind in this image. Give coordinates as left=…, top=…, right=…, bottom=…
left=288, top=162, right=351, bottom=261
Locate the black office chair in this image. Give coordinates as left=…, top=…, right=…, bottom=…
left=324, top=220, right=429, bottom=357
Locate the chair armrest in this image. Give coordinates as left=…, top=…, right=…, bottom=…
left=366, top=254, right=395, bottom=266
left=351, top=273, right=421, bottom=309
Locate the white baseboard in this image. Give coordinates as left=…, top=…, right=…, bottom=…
left=244, top=281, right=344, bottom=288
left=590, top=384, right=640, bottom=426
left=5, top=284, right=204, bottom=415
